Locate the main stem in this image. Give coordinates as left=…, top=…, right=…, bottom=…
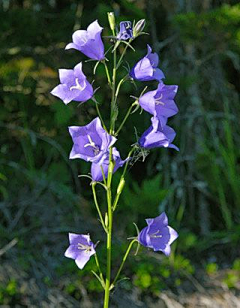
left=104, top=44, right=117, bottom=307
left=104, top=150, right=114, bottom=308
left=110, top=48, right=117, bottom=133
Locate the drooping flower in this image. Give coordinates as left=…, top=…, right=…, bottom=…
left=117, top=21, right=133, bottom=40
left=139, top=116, right=179, bottom=150
left=51, top=62, right=93, bottom=105
left=65, top=20, right=105, bottom=61
left=139, top=82, right=178, bottom=119
left=91, top=147, right=128, bottom=182
left=138, top=212, right=178, bottom=256
left=130, top=45, right=165, bottom=82
left=64, top=233, right=96, bottom=269
left=69, top=117, right=117, bottom=164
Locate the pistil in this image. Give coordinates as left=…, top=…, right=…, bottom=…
left=70, top=78, right=86, bottom=91
left=84, top=135, right=100, bottom=156
left=155, top=94, right=165, bottom=106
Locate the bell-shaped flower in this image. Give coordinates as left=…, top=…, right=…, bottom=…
left=65, top=20, right=105, bottom=61
left=69, top=117, right=117, bottom=164
left=138, top=212, right=178, bottom=256
left=139, top=116, right=179, bottom=151
left=64, top=233, right=96, bottom=269
left=91, top=147, right=128, bottom=182
left=130, top=45, right=165, bottom=82
left=51, top=62, right=93, bottom=105
left=139, top=82, right=178, bottom=119
left=117, top=21, right=133, bottom=41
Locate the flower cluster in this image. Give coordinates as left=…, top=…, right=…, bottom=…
left=51, top=18, right=178, bottom=279
left=129, top=47, right=179, bottom=151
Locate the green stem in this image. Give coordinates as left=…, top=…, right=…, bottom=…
left=116, top=39, right=132, bottom=70
left=115, top=101, right=137, bottom=136
left=110, top=49, right=117, bottom=134
left=110, top=239, right=137, bottom=289
left=103, top=61, right=112, bottom=87
left=95, top=101, right=108, bottom=132
left=94, top=253, right=105, bottom=287
left=92, top=183, right=107, bottom=233
left=115, top=75, right=128, bottom=99
left=104, top=147, right=114, bottom=308
left=112, top=146, right=136, bottom=211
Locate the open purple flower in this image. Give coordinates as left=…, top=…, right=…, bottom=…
left=139, top=82, right=178, bottom=119
left=65, top=20, right=105, bottom=61
left=51, top=62, right=93, bottom=105
left=139, top=116, right=179, bottom=151
left=64, top=233, right=96, bottom=269
left=91, top=147, right=128, bottom=182
left=138, top=212, right=178, bottom=256
left=117, top=21, right=133, bottom=41
left=69, top=117, right=117, bottom=164
left=130, top=45, right=165, bottom=82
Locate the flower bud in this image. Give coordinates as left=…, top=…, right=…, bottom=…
left=133, top=19, right=146, bottom=37
left=108, top=12, right=116, bottom=33
left=117, top=177, right=125, bottom=195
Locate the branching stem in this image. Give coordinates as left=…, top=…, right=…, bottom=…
left=92, top=183, right=107, bottom=233
left=110, top=239, right=138, bottom=289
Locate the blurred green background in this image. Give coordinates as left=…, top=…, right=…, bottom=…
left=1, top=0, right=240, bottom=307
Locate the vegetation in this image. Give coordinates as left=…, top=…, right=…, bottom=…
left=0, top=0, right=240, bottom=306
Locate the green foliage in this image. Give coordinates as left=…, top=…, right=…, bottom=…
left=222, top=258, right=240, bottom=289
left=196, top=101, right=240, bottom=229
left=206, top=263, right=218, bottom=276
left=0, top=279, right=19, bottom=305
left=133, top=254, right=194, bottom=294
left=174, top=4, right=240, bottom=53
left=121, top=174, right=168, bottom=222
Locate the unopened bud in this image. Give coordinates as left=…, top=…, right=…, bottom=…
left=108, top=12, right=116, bottom=33
left=117, top=177, right=125, bottom=195
left=133, top=19, right=146, bottom=37
left=105, top=212, right=108, bottom=227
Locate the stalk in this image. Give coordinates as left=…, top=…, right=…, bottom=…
left=103, top=40, right=117, bottom=307
left=104, top=148, right=114, bottom=308
left=92, top=183, right=107, bottom=233
left=110, top=239, right=137, bottom=289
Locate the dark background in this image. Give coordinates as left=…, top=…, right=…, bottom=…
left=1, top=0, right=240, bottom=307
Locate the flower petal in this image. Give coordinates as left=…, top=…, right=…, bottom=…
left=51, top=84, right=78, bottom=105
left=162, top=245, right=171, bottom=256
left=64, top=245, right=79, bottom=260
left=75, top=253, right=91, bottom=269
left=59, top=69, right=75, bottom=84
left=167, top=226, right=178, bottom=245
left=87, top=20, right=103, bottom=38
left=139, top=90, right=157, bottom=115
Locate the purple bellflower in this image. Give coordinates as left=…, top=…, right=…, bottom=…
left=65, top=20, right=105, bottom=61
left=139, top=82, right=178, bottom=119
left=51, top=62, right=93, bottom=105
left=138, top=212, right=178, bottom=256
left=69, top=117, right=117, bottom=164
left=117, top=21, right=133, bottom=40
left=139, top=116, right=179, bottom=151
left=91, top=147, right=128, bottom=182
left=64, top=233, right=96, bottom=269
left=130, top=45, right=165, bottom=82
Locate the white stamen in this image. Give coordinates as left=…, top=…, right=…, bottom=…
left=78, top=243, right=92, bottom=253
left=70, top=78, right=86, bottom=91
left=84, top=135, right=100, bottom=156
left=150, top=230, right=163, bottom=238
left=155, top=94, right=165, bottom=106
left=84, top=135, right=95, bottom=148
